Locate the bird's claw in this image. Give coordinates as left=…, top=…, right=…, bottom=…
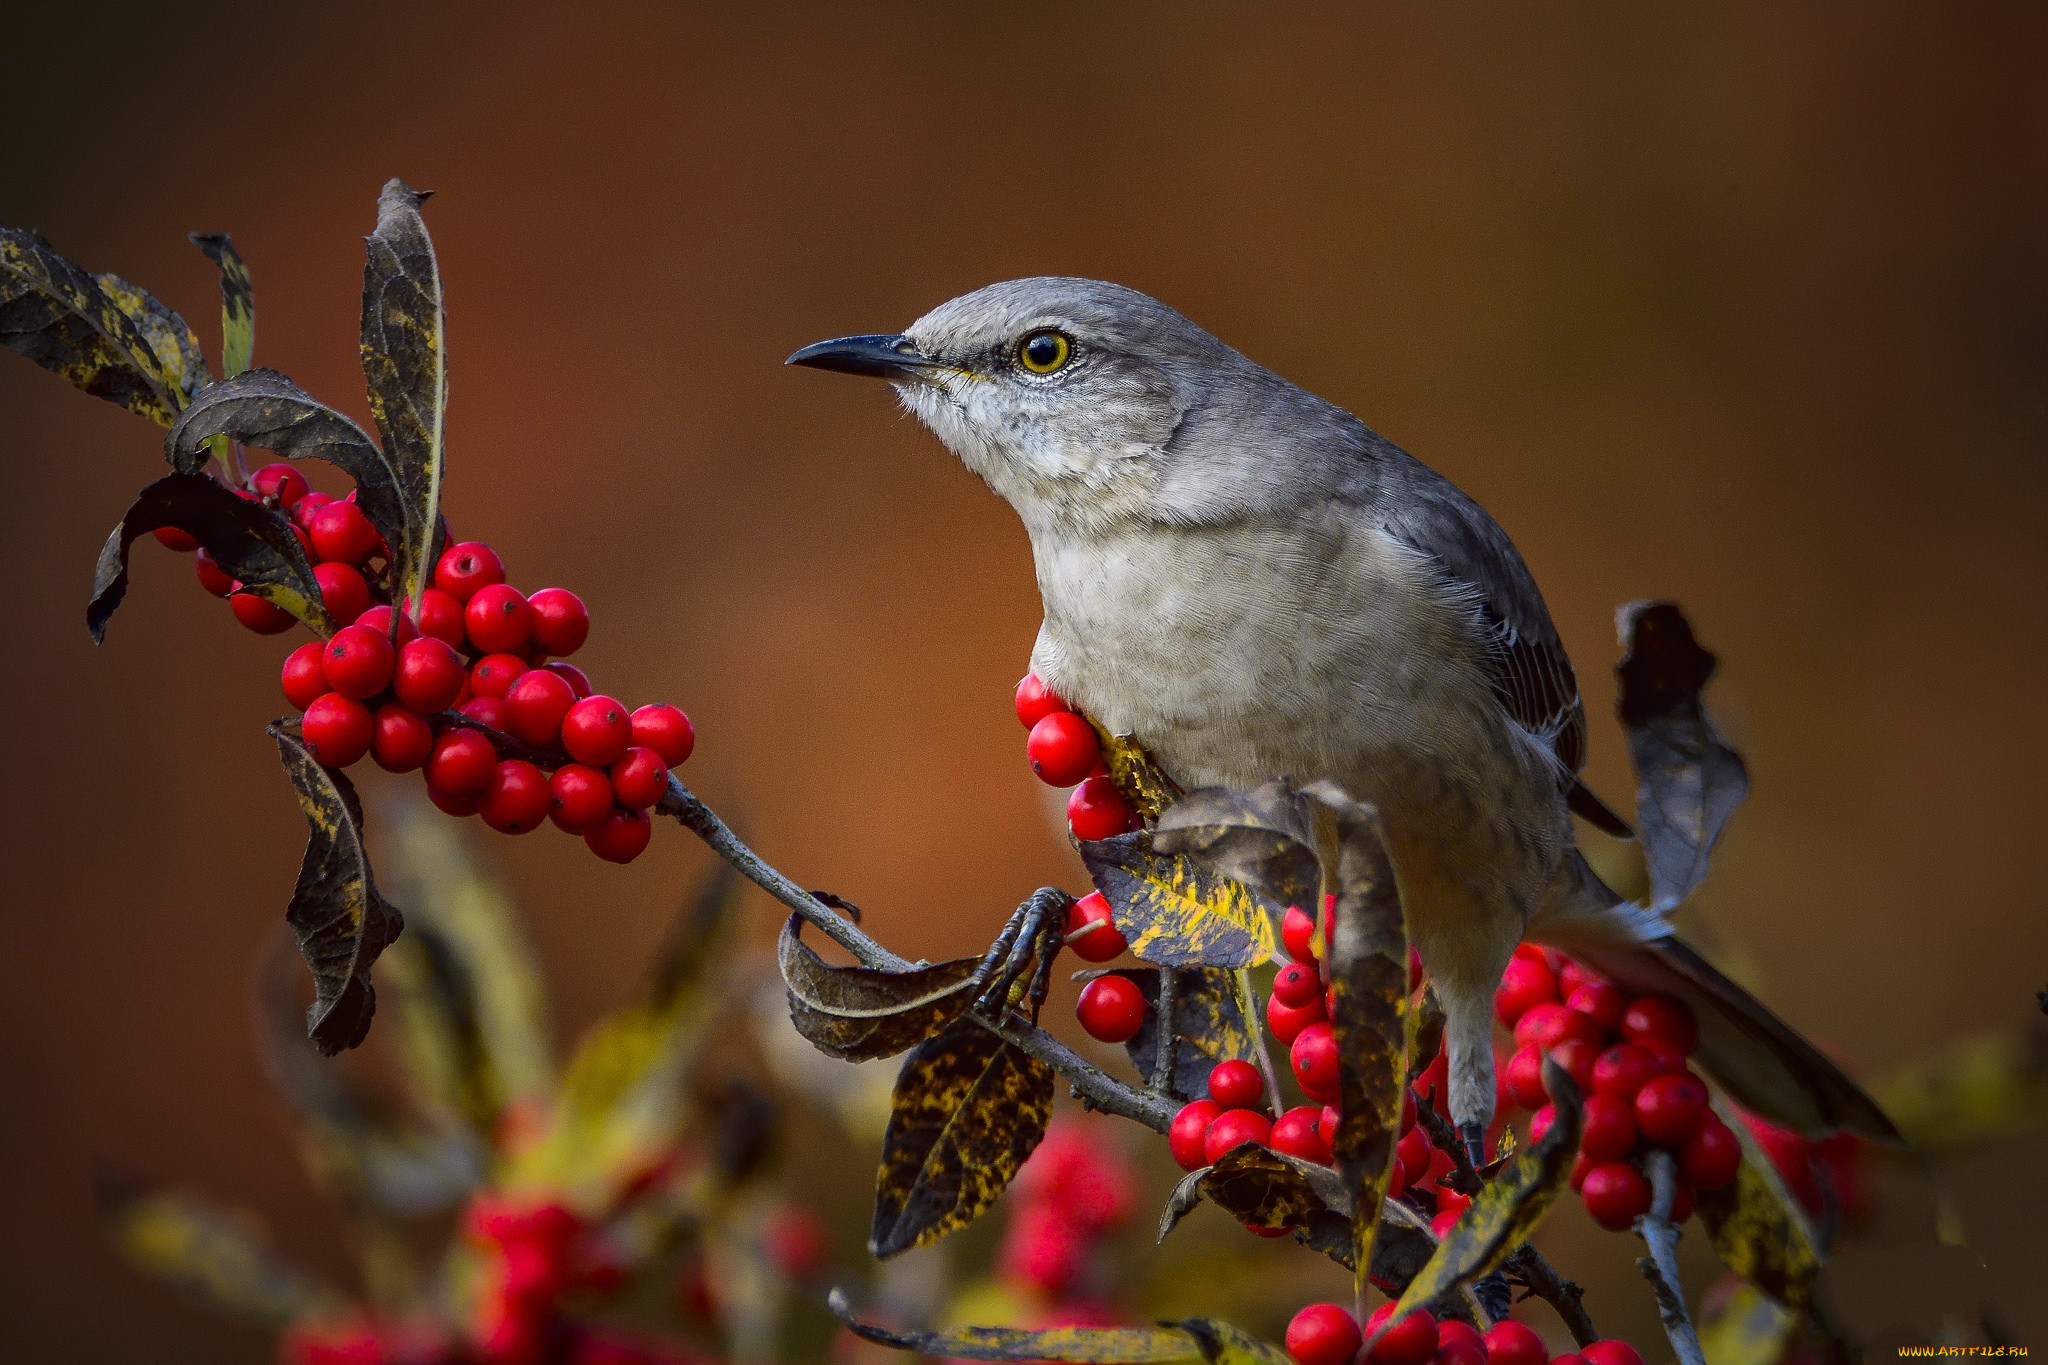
left=967, top=887, right=1071, bottom=1026
left=1459, top=1121, right=1488, bottom=1173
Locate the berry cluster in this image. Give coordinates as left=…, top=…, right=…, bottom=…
left=1016, top=673, right=1143, bottom=842
left=996, top=1119, right=1138, bottom=1303
left=1285, top=1303, right=1645, bottom=1365
left=153, top=464, right=694, bottom=864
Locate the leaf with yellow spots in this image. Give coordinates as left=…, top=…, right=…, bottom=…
left=870, top=1014, right=1054, bottom=1257
left=1, top=227, right=194, bottom=425
left=270, top=722, right=405, bottom=1055
left=1078, top=830, right=1279, bottom=969
left=101, top=1182, right=340, bottom=1327
left=778, top=913, right=980, bottom=1061
left=829, top=1288, right=1290, bottom=1363
left=1089, top=722, right=1184, bottom=823
left=90, top=471, right=336, bottom=642
left=189, top=233, right=254, bottom=379
left=1109, top=965, right=1256, bottom=1103
left=1696, top=1096, right=1823, bottom=1310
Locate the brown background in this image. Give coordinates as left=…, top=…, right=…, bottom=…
left=4, top=2, right=2045, bottom=1358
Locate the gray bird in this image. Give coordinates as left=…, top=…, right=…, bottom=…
left=790, top=278, right=1896, bottom=1156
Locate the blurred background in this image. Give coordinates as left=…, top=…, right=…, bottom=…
left=4, top=2, right=2045, bottom=1359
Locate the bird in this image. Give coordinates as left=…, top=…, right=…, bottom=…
left=788, top=278, right=1897, bottom=1160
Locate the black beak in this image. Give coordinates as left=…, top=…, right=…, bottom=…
left=785, top=333, right=947, bottom=381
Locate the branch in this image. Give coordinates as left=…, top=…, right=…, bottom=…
left=1634, top=1152, right=1706, bottom=1365
left=1503, top=1245, right=1599, bottom=1347
left=994, top=1014, right=1177, bottom=1132
left=1412, top=1097, right=1480, bottom=1195
left=1150, top=967, right=1179, bottom=1093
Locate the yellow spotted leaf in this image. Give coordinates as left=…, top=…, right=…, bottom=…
left=95, top=269, right=210, bottom=407
left=190, top=233, right=254, bottom=379
left=1696, top=1283, right=1804, bottom=1365
left=1, top=227, right=192, bottom=424
left=1091, top=724, right=1185, bottom=823
left=1696, top=1097, right=1823, bottom=1310
left=1079, top=831, right=1278, bottom=969
left=830, top=1288, right=1289, bottom=1363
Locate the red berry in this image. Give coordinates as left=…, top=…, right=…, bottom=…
left=290, top=491, right=333, bottom=531
left=1290, top=1022, right=1340, bottom=1102
left=1076, top=975, right=1146, bottom=1043
left=394, top=638, right=465, bottom=713
left=1566, top=979, right=1628, bottom=1032
left=497, top=669, right=571, bottom=746
left=1680, top=1114, right=1741, bottom=1190
left=1580, top=1093, right=1638, bottom=1163
left=548, top=764, right=614, bottom=833
left=1580, top=1160, right=1652, bottom=1229
left=281, top=642, right=328, bottom=710
left=153, top=525, right=201, bottom=551
left=1553, top=1356, right=1591, bottom=1365
left=195, top=550, right=236, bottom=597
left=1529, top=1102, right=1557, bottom=1146
left=586, top=808, right=653, bottom=863
left=1014, top=672, right=1069, bottom=729
left=1622, top=995, right=1698, bottom=1054
left=1494, top=955, right=1558, bottom=1027
left=1549, top=1037, right=1600, bottom=1095
left=353, top=604, right=418, bottom=646
left=1591, top=1043, right=1661, bottom=1100
left=371, top=704, right=433, bottom=772
left=1524, top=1004, right=1606, bottom=1052
left=1319, top=1102, right=1345, bottom=1149
left=1285, top=1304, right=1361, bottom=1365
left=1641, top=1037, right=1690, bottom=1075
left=1634, top=1073, right=1709, bottom=1149
left=309, top=501, right=382, bottom=565
left=251, top=462, right=310, bottom=506
left=301, top=694, right=373, bottom=767
left=1066, top=774, right=1135, bottom=840
left=312, top=561, right=370, bottom=626
left=630, top=704, right=694, bottom=766
left=469, top=652, right=528, bottom=699
left=1363, top=1303, right=1437, bottom=1365
left=434, top=541, right=505, bottom=601
left=1026, top=711, right=1100, bottom=786
left=1581, top=1342, right=1644, bottom=1365
left=465, top=583, right=531, bottom=654
left=478, top=759, right=551, bottom=834
left=1208, top=1059, right=1264, bottom=1108
left=1435, top=1186, right=1471, bottom=1224
left=561, top=694, right=632, bottom=766
left=1667, top=1181, right=1697, bottom=1223
left=1281, top=904, right=1318, bottom=962
left=1272, top=961, right=1321, bottom=1008
left=1437, top=1339, right=1488, bottom=1365
left=1483, top=1323, right=1549, bottom=1365
left=1270, top=1105, right=1331, bottom=1164
left=1202, top=1108, right=1272, bottom=1164
left=231, top=592, right=296, bottom=634
left=1399, top=1088, right=1418, bottom=1135
left=1558, top=957, right=1602, bottom=996
left=1064, top=890, right=1128, bottom=962
left=428, top=784, right=478, bottom=818
left=1266, top=988, right=1326, bottom=1045
left=413, top=587, right=465, bottom=646
left=1396, top=1125, right=1432, bottom=1187
left=543, top=660, right=592, bottom=697
left=1415, top=1048, right=1451, bottom=1115
left=321, top=624, right=395, bottom=700
left=1169, top=1100, right=1222, bottom=1172
left=426, top=729, right=497, bottom=796
left=1505, top=1044, right=1547, bottom=1109
left=526, top=588, right=588, bottom=656
left=610, top=746, right=670, bottom=809
left=459, top=695, right=507, bottom=729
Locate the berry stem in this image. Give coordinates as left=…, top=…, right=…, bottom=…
left=1149, top=966, right=1179, bottom=1093
left=1235, top=966, right=1286, bottom=1111
left=1633, top=1150, right=1707, bottom=1365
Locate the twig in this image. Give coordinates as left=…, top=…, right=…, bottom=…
left=1503, top=1245, right=1598, bottom=1346
left=1151, top=967, right=1180, bottom=1093
left=1634, top=1152, right=1706, bottom=1365
left=994, top=1014, right=1177, bottom=1132
left=1412, top=1099, right=1480, bottom=1195
left=1236, top=967, right=1287, bottom=1109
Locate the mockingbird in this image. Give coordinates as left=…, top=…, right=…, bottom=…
left=790, top=278, right=1896, bottom=1159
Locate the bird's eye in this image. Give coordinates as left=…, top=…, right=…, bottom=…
left=1017, top=330, right=1072, bottom=374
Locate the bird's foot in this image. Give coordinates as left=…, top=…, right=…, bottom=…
left=1459, top=1121, right=1488, bottom=1173
left=967, top=887, right=1071, bottom=1026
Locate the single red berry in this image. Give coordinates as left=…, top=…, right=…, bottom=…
left=1066, top=773, right=1135, bottom=840
left=353, top=604, right=418, bottom=646
left=394, top=638, right=465, bottom=713
left=1580, top=1093, right=1638, bottom=1162
left=629, top=703, right=694, bottom=767
left=1026, top=711, right=1100, bottom=786
left=1529, top=1004, right=1607, bottom=1052
left=1435, top=1322, right=1484, bottom=1357
left=1529, top=1102, right=1557, bottom=1146
left=1493, top=955, right=1558, bottom=1027
left=1363, top=1303, right=1437, bottom=1365
left=251, top=462, right=310, bottom=506
left=1513, top=942, right=1562, bottom=969
left=1433, top=1192, right=1470, bottom=1235
left=1424, top=1144, right=1454, bottom=1191
left=561, top=694, right=633, bottom=766
left=1272, top=961, right=1321, bottom=1008
left=1581, top=1342, right=1645, bottom=1365
left=153, top=526, right=201, bottom=551
left=1290, top=1022, right=1340, bottom=1102
left=1483, top=1323, right=1549, bottom=1365
left=321, top=624, right=396, bottom=700
left=585, top=808, right=653, bottom=863
left=1581, top=1160, right=1652, bottom=1229
left=195, top=550, right=236, bottom=597
left=1285, top=1303, right=1361, bottom=1365
left=281, top=642, right=329, bottom=710
left=537, top=662, right=589, bottom=701
left=1396, top=1125, right=1432, bottom=1187
left=1014, top=672, right=1069, bottom=729
left=434, top=541, right=505, bottom=601
left=469, top=652, right=528, bottom=699
left=1505, top=1044, right=1548, bottom=1109
left=1511, top=1003, right=1566, bottom=1050
left=1063, top=890, right=1128, bottom=962
left=1415, top=1048, right=1451, bottom=1115
left=1680, top=1114, right=1741, bottom=1190
left=1169, top=1100, right=1222, bottom=1172
left=1634, top=1073, right=1709, bottom=1149
left=1553, top=1356, right=1592, bottom=1365
left=1319, top=1102, right=1344, bottom=1148
left=1266, top=988, right=1326, bottom=1045
left=1281, top=904, right=1319, bottom=962
left=1556, top=956, right=1601, bottom=996
left=1566, top=978, right=1628, bottom=1032
left=1076, top=975, right=1147, bottom=1043
left=1622, top=995, right=1698, bottom=1054
left=428, top=784, right=478, bottom=818
left=312, top=561, right=370, bottom=626
left=371, top=704, right=433, bottom=773
left=1399, top=1088, right=1417, bottom=1135
left=1667, top=1181, right=1697, bottom=1223
left=1270, top=1105, right=1331, bottom=1164
left=465, top=583, right=531, bottom=654
left=301, top=693, right=373, bottom=767
left=1549, top=1037, right=1600, bottom=1096
left=459, top=695, right=508, bottom=729
left=426, top=729, right=497, bottom=796
left=1208, top=1059, right=1264, bottom=1108
left=291, top=491, right=334, bottom=531
left=231, top=592, right=296, bottom=634
left=497, top=669, right=571, bottom=747
left=309, top=501, right=382, bottom=565
left=548, top=764, right=614, bottom=833
left=610, top=746, right=670, bottom=809
left=526, top=587, right=588, bottom=656
left=477, top=759, right=551, bottom=834
left=1202, top=1107, right=1273, bottom=1164
left=413, top=587, right=466, bottom=646
left=1641, top=1037, right=1690, bottom=1075
left=1436, top=1338, right=1487, bottom=1365
left=1591, top=1043, right=1661, bottom=1100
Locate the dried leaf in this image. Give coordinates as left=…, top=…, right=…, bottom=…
left=1, top=227, right=187, bottom=424
left=94, top=270, right=209, bottom=407
left=829, top=1288, right=1288, bottom=1363
left=1616, top=602, right=1749, bottom=908
left=189, top=233, right=253, bottom=378
left=90, top=471, right=334, bottom=642
left=102, top=1184, right=339, bottom=1327
left=357, top=178, right=446, bottom=620
left=1079, top=830, right=1278, bottom=969
left=1091, top=724, right=1185, bottom=823
left=271, top=722, right=405, bottom=1055
left=1115, top=966, right=1255, bottom=1103
left=1697, top=1097, right=1823, bottom=1310
left=778, top=914, right=980, bottom=1061
left=870, top=1015, right=1054, bottom=1257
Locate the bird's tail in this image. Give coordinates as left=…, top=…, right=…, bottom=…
left=1529, top=851, right=1900, bottom=1142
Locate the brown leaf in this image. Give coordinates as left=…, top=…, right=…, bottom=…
left=778, top=915, right=980, bottom=1061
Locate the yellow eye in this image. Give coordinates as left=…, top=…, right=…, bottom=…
left=1018, top=330, right=1071, bottom=374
